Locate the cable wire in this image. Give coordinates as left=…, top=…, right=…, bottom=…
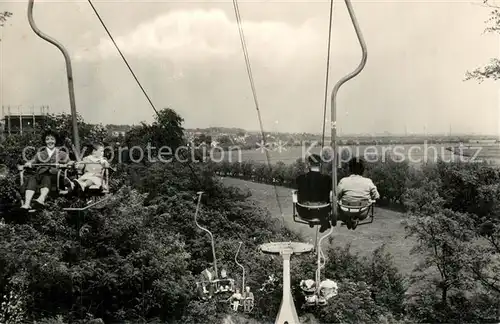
left=87, top=0, right=157, bottom=116
left=232, top=0, right=285, bottom=225
left=87, top=0, right=202, bottom=187
left=320, top=0, right=335, bottom=161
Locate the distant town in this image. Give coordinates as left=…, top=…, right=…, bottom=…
left=1, top=107, right=498, bottom=149
left=182, top=127, right=499, bottom=148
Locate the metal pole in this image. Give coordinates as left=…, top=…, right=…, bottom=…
left=235, top=242, right=245, bottom=291
left=19, top=106, right=22, bottom=135
left=7, top=106, right=10, bottom=135
left=315, top=225, right=333, bottom=298
left=194, top=192, right=218, bottom=278
left=331, top=0, right=368, bottom=217
left=27, top=0, right=81, bottom=159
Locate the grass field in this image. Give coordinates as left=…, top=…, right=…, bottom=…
left=221, top=177, right=418, bottom=276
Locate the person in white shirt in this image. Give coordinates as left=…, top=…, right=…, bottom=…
left=337, top=157, right=380, bottom=229
left=319, top=279, right=338, bottom=300
left=74, top=143, right=110, bottom=192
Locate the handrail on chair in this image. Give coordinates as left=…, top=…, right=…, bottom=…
left=27, top=0, right=81, bottom=158
left=330, top=0, right=368, bottom=222
left=194, top=191, right=218, bottom=279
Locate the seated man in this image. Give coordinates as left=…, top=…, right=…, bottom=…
left=337, top=157, right=380, bottom=229
left=319, top=279, right=338, bottom=300
left=243, top=286, right=254, bottom=312
left=295, top=154, right=333, bottom=232
left=243, top=286, right=254, bottom=300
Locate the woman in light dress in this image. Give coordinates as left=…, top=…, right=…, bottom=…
left=74, top=143, right=109, bottom=191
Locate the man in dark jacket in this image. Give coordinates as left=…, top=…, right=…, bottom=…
left=295, top=154, right=333, bottom=232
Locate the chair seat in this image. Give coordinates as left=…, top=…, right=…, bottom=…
left=296, top=202, right=330, bottom=210
left=296, top=203, right=330, bottom=223
left=339, top=205, right=369, bottom=213
left=338, top=198, right=373, bottom=214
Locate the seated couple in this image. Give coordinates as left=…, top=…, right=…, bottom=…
left=300, top=279, right=338, bottom=304
left=294, top=154, right=380, bottom=232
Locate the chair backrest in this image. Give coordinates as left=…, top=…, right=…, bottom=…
left=296, top=172, right=331, bottom=203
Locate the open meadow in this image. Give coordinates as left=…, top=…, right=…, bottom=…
left=212, top=143, right=500, bottom=167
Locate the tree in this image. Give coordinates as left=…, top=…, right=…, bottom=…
left=0, top=109, right=307, bottom=323
left=465, top=0, right=500, bottom=82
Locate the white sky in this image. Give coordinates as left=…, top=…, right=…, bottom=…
left=0, top=0, right=499, bottom=135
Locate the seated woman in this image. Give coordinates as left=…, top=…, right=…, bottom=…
left=294, top=154, right=333, bottom=232
left=74, top=143, right=109, bottom=192
left=20, top=130, right=73, bottom=209
left=337, top=157, right=380, bottom=229
left=227, top=288, right=243, bottom=311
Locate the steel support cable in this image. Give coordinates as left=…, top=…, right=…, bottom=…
left=86, top=0, right=203, bottom=187
left=320, top=0, right=336, bottom=163
left=232, top=0, right=285, bottom=226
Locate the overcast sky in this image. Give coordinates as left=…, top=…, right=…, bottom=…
left=0, top=0, right=499, bottom=135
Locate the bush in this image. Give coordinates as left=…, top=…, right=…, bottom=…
left=0, top=110, right=300, bottom=323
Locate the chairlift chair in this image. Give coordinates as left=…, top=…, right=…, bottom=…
left=291, top=190, right=332, bottom=228
left=63, top=162, right=114, bottom=212
left=242, top=295, right=254, bottom=312
left=194, top=191, right=236, bottom=298
left=16, top=163, right=75, bottom=213
left=337, top=199, right=375, bottom=229
left=18, top=163, right=73, bottom=196
left=234, top=241, right=254, bottom=313
left=197, top=278, right=235, bottom=297
left=292, top=190, right=376, bottom=229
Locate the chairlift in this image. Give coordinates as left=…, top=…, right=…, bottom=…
left=63, top=162, right=115, bottom=212
left=292, top=190, right=376, bottom=230
left=18, top=163, right=73, bottom=195
left=292, top=190, right=333, bottom=228
left=194, top=191, right=236, bottom=298
left=233, top=241, right=254, bottom=313
left=301, top=225, right=334, bottom=307
left=17, top=163, right=74, bottom=212
left=337, top=199, right=375, bottom=229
